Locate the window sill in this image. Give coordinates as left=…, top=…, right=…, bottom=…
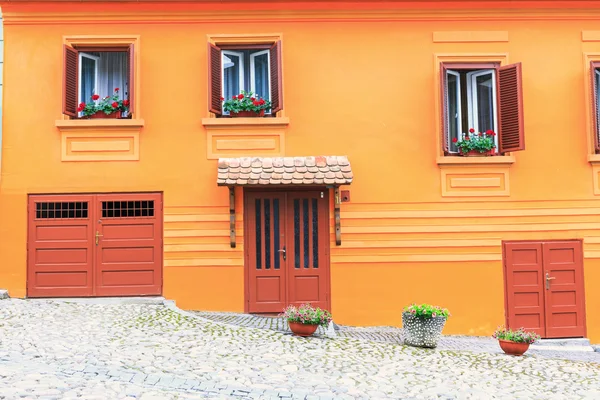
left=436, top=155, right=515, bottom=166
left=55, top=119, right=145, bottom=130
left=588, top=154, right=600, bottom=164
left=55, top=119, right=144, bottom=162
left=201, top=117, right=289, bottom=127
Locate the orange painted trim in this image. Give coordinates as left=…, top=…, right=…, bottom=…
left=55, top=119, right=145, bottom=129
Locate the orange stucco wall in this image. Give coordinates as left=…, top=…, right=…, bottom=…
left=1, top=1, right=600, bottom=341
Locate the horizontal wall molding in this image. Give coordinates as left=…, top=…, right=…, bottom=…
left=433, top=31, right=508, bottom=43
left=7, top=9, right=600, bottom=25
left=60, top=130, right=140, bottom=162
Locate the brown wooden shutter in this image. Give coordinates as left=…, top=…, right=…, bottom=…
left=270, top=41, right=283, bottom=114
left=591, top=62, right=600, bottom=153
left=440, top=64, right=449, bottom=155
left=127, top=44, right=135, bottom=116
left=497, top=63, right=525, bottom=153
left=208, top=43, right=222, bottom=115
left=62, top=45, right=79, bottom=117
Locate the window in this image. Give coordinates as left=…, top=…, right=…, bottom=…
left=591, top=62, right=600, bottom=153
left=441, top=62, right=525, bottom=155
left=208, top=41, right=282, bottom=116
left=63, top=44, right=134, bottom=118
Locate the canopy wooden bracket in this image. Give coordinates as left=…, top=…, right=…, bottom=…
left=334, top=186, right=342, bottom=246
left=229, top=187, right=236, bottom=248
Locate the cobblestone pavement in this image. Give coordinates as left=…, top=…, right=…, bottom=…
left=1, top=299, right=600, bottom=400
left=192, top=310, right=600, bottom=363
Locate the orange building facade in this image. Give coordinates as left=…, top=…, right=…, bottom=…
left=1, top=0, right=600, bottom=341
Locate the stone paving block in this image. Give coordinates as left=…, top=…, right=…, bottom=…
left=145, top=374, right=161, bottom=385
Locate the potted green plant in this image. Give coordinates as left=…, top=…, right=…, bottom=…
left=78, top=88, right=130, bottom=119
left=222, top=90, right=271, bottom=117
left=453, top=128, right=496, bottom=156
left=493, top=326, right=540, bottom=356
left=402, top=303, right=450, bottom=348
left=281, top=303, right=332, bottom=337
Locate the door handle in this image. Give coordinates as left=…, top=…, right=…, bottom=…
left=278, top=246, right=286, bottom=261
left=545, top=272, right=556, bottom=290
left=95, top=231, right=103, bottom=245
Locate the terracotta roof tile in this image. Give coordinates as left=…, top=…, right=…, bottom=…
left=217, top=156, right=353, bottom=186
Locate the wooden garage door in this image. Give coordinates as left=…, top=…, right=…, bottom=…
left=504, top=241, right=586, bottom=338
left=28, top=193, right=162, bottom=297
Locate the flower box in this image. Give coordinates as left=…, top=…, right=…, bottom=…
left=222, top=91, right=271, bottom=118
left=87, top=111, right=121, bottom=119
left=229, top=110, right=265, bottom=118
left=460, top=149, right=495, bottom=157
left=78, top=88, right=130, bottom=120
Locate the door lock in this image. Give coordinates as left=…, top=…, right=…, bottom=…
left=278, top=246, right=286, bottom=261
left=545, top=272, right=556, bottom=290
left=95, top=231, right=104, bottom=245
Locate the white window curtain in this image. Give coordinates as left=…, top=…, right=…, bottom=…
left=97, top=52, right=128, bottom=100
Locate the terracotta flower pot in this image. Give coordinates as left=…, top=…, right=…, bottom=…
left=498, top=339, right=530, bottom=356
left=402, top=312, right=447, bottom=348
left=88, top=111, right=121, bottom=119
left=460, top=149, right=495, bottom=157
left=229, top=110, right=265, bottom=118
left=288, top=321, right=319, bottom=337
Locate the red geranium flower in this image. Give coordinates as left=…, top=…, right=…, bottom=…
left=123, top=100, right=130, bottom=106
left=77, top=102, right=86, bottom=112
left=238, top=94, right=244, bottom=100
left=220, top=97, right=224, bottom=101
left=464, top=136, right=470, bottom=141
left=232, top=96, right=237, bottom=100
left=251, top=97, right=255, bottom=101
left=114, top=88, right=119, bottom=92
left=92, top=94, right=100, bottom=101
left=469, top=128, right=475, bottom=133
left=486, top=130, right=494, bottom=135
left=111, top=101, right=119, bottom=108
left=452, top=137, right=458, bottom=143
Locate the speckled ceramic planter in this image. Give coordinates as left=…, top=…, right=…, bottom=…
left=402, top=312, right=447, bottom=348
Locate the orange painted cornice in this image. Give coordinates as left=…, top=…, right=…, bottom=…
left=3, top=1, right=600, bottom=24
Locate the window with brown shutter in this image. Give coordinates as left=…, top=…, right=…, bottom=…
left=62, top=44, right=134, bottom=119
left=591, top=61, right=600, bottom=153
left=208, top=41, right=283, bottom=116
left=440, top=62, right=525, bottom=155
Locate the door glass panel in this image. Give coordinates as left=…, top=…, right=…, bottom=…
left=312, top=198, right=318, bottom=268
left=102, top=200, right=154, bottom=218
left=303, top=199, right=309, bottom=268
left=264, top=199, right=271, bottom=269
left=274, top=198, right=280, bottom=270
left=294, top=199, right=300, bottom=269
left=255, top=199, right=261, bottom=269
left=36, top=202, right=88, bottom=219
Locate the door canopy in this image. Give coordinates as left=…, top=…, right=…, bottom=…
left=217, top=156, right=353, bottom=186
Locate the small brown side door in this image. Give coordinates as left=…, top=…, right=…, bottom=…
left=504, top=240, right=586, bottom=338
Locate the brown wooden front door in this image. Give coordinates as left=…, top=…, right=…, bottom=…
left=503, top=240, right=586, bottom=338
left=245, top=190, right=330, bottom=313
left=28, top=193, right=162, bottom=297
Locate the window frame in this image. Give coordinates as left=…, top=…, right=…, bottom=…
left=466, top=69, right=499, bottom=148
left=249, top=49, right=272, bottom=102
left=440, top=61, right=524, bottom=156
left=207, top=35, right=283, bottom=117
left=78, top=52, right=99, bottom=117
left=62, top=35, right=139, bottom=120
left=221, top=50, right=245, bottom=115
